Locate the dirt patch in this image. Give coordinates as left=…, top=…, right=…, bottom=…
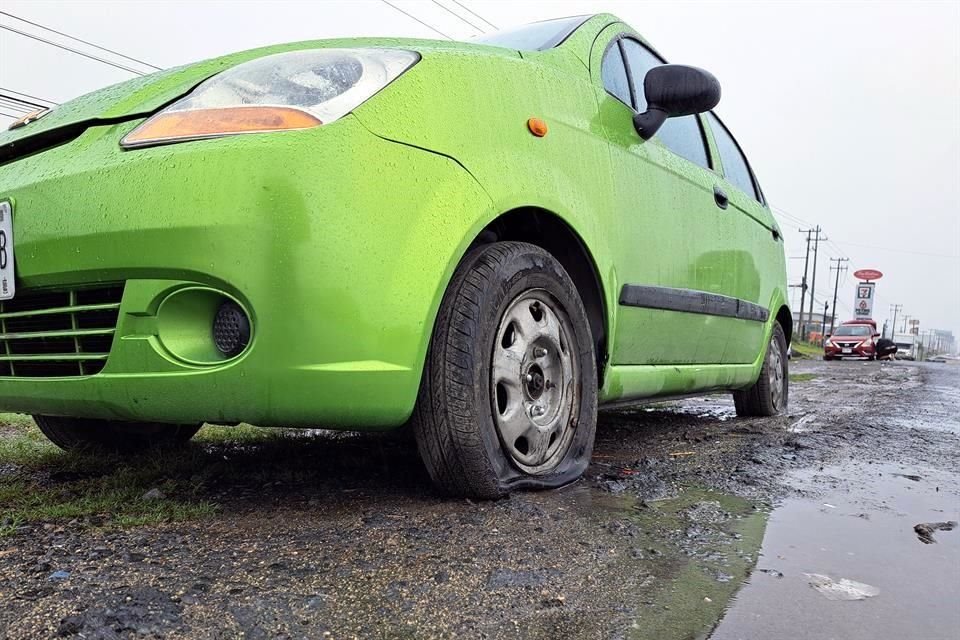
left=0, top=360, right=957, bottom=638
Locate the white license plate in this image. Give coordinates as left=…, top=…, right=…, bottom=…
left=842, top=348, right=852, bottom=354
left=0, top=201, right=13, bottom=301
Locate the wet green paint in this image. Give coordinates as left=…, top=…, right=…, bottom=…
left=0, top=14, right=787, bottom=427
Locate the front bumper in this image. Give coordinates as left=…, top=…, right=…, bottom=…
left=824, top=343, right=875, bottom=359
left=0, top=115, right=490, bottom=427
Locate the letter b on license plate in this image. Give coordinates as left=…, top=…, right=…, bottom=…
left=0, top=201, right=14, bottom=301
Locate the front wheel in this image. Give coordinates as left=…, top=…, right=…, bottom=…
left=733, top=323, right=788, bottom=417
left=412, top=242, right=598, bottom=499
left=34, top=416, right=201, bottom=452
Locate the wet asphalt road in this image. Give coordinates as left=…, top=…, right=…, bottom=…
left=711, top=360, right=959, bottom=640
left=0, top=358, right=957, bottom=639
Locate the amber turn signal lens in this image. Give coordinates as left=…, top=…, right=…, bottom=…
left=527, top=117, right=548, bottom=137
left=121, top=106, right=323, bottom=148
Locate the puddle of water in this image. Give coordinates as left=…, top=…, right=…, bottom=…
left=605, top=395, right=738, bottom=423
left=625, top=489, right=768, bottom=640
left=536, top=484, right=770, bottom=640
left=710, top=462, right=960, bottom=640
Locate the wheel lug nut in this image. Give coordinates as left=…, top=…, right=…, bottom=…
left=534, top=347, right=548, bottom=358
left=525, top=373, right=533, bottom=382
left=529, top=405, right=545, bottom=417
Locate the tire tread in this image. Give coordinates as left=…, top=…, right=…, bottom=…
left=733, top=323, right=788, bottom=417
left=413, top=241, right=594, bottom=498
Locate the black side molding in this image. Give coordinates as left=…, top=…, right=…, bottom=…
left=619, top=284, right=769, bottom=323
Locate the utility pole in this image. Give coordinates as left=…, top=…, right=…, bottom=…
left=902, top=315, right=911, bottom=333
left=889, top=304, right=902, bottom=339
left=807, top=226, right=826, bottom=337
left=821, top=301, right=829, bottom=346
left=797, top=229, right=814, bottom=340
left=829, top=257, right=849, bottom=335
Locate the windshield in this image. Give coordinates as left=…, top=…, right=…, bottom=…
left=833, top=325, right=872, bottom=337
left=469, top=15, right=590, bottom=51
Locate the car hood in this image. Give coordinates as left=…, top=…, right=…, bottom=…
left=0, top=37, right=516, bottom=163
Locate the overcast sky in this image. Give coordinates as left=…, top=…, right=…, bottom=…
left=2, top=0, right=958, bottom=340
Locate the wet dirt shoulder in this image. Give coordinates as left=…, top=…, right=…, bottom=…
left=1, top=360, right=956, bottom=639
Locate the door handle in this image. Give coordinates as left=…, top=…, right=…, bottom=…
left=713, top=185, right=729, bottom=210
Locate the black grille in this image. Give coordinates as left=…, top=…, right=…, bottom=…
left=0, top=284, right=124, bottom=377
left=835, top=341, right=860, bottom=348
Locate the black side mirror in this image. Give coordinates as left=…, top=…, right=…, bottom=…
left=634, top=65, right=721, bottom=140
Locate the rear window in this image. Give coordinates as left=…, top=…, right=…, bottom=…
left=706, top=112, right=761, bottom=201
left=470, top=16, right=589, bottom=51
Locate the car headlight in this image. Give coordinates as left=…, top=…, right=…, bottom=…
left=121, top=48, right=419, bottom=149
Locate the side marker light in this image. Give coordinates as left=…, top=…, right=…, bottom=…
left=527, top=117, right=548, bottom=137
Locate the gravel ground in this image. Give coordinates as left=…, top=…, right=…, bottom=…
left=0, top=358, right=956, bottom=639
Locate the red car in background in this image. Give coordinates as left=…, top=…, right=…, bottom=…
left=824, top=320, right=880, bottom=360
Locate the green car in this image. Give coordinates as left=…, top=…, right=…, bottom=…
left=0, top=14, right=789, bottom=498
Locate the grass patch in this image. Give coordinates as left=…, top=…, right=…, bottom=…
left=0, top=414, right=414, bottom=534
left=0, top=414, right=287, bottom=533
left=790, top=341, right=822, bottom=360
left=789, top=373, right=817, bottom=383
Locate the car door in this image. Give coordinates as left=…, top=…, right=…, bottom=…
left=702, top=112, right=781, bottom=363
left=592, top=28, right=735, bottom=365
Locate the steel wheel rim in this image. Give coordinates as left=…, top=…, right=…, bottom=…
left=490, top=289, right=580, bottom=475
left=768, top=337, right=784, bottom=410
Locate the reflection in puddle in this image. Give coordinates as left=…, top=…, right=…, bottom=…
left=710, top=462, right=960, bottom=639
left=536, top=484, right=770, bottom=640
left=622, top=489, right=768, bottom=640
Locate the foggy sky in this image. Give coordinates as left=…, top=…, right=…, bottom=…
left=2, top=0, right=958, bottom=339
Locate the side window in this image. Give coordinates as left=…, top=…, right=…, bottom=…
left=619, top=39, right=710, bottom=170
left=601, top=44, right=631, bottom=105
left=706, top=113, right=760, bottom=200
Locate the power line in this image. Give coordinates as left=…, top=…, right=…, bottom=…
left=0, top=92, right=47, bottom=111
left=431, top=0, right=485, bottom=33
left=0, top=97, right=33, bottom=114
left=775, top=207, right=956, bottom=260
left=0, top=91, right=49, bottom=111
left=0, top=24, right=148, bottom=76
left=832, top=239, right=959, bottom=260
left=379, top=0, right=453, bottom=40
left=826, top=238, right=850, bottom=260
left=771, top=205, right=814, bottom=228
left=0, top=87, right=58, bottom=106
left=450, top=0, right=499, bottom=30
left=0, top=10, right=162, bottom=71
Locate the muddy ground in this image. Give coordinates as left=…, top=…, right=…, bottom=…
left=0, top=358, right=957, bottom=639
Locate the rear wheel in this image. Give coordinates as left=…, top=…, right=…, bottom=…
left=412, top=241, right=597, bottom=499
left=33, top=415, right=200, bottom=452
left=733, top=323, right=788, bottom=417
